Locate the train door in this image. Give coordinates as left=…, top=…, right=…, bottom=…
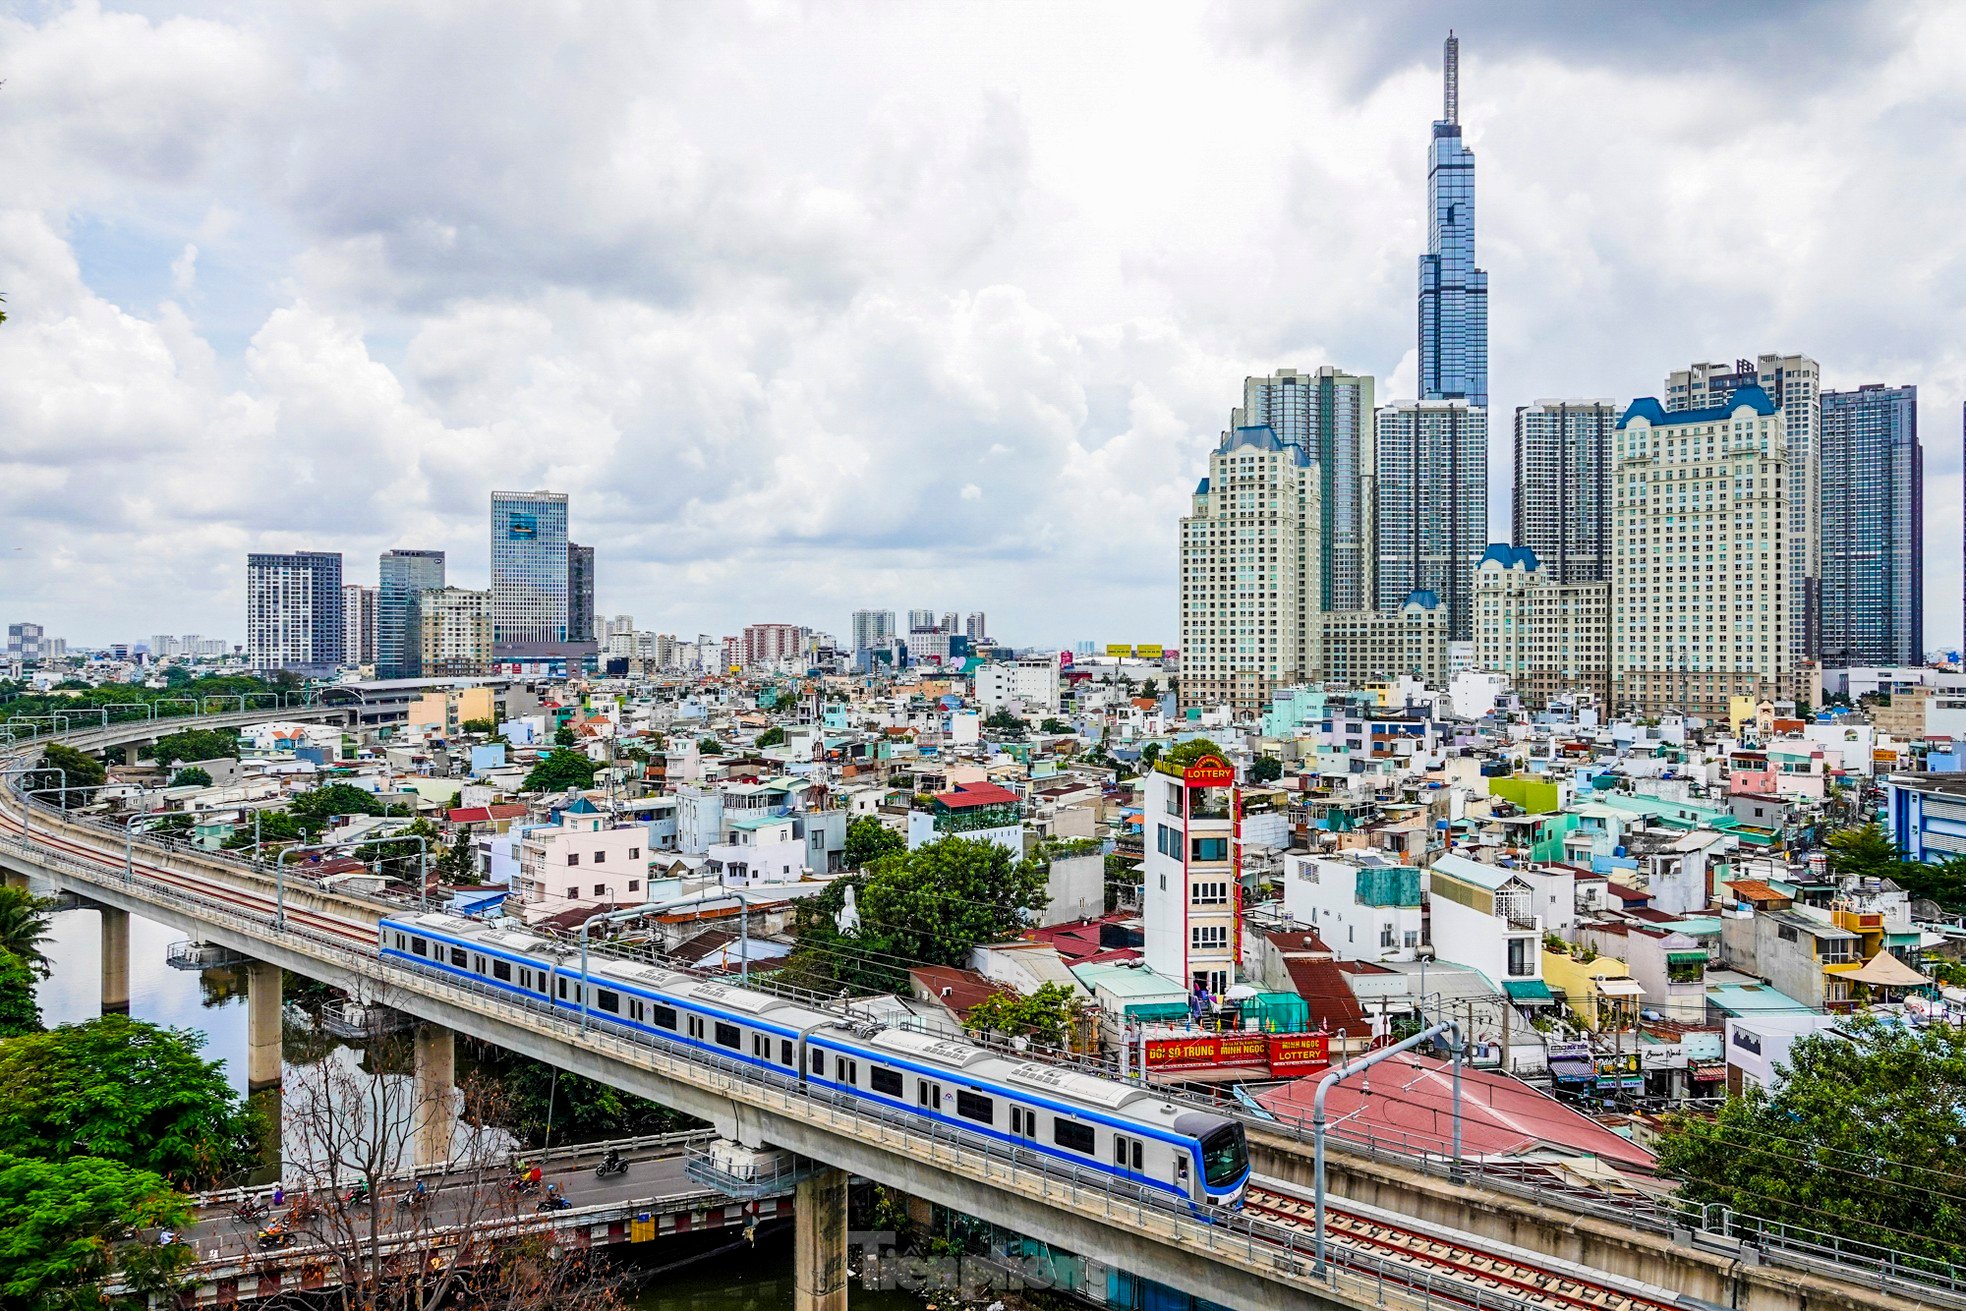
left=917, top=1079, right=942, bottom=1114
left=1173, top=1152, right=1191, bottom=1197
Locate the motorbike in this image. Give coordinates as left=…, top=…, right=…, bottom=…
left=233, top=1197, right=267, bottom=1222
left=342, top=1186, right=373, bottom=1209
left=509, top=1176, right=541, bottom=1195
left=537, top=1192, right=572, bottom=1212
left=594, top=1156, right=628, bottom=1179
left=397, top=1188, right=428, bottom=1211
left=256, top=1223, right=294, bottom=1250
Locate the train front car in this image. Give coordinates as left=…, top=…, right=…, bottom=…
left=1176, top=1111, right=1249, bottom=1209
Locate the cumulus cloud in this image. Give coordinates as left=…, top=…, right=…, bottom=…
left=0, top=1, right=1960, bottom=650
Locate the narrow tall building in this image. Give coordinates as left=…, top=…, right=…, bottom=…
left=418, top=587, right=494, bottom=677
left=1820, top=384, right=1922, bottom=666
left=246, top=551, right=344, bottom=674
left=1665, top=354, right=1820, bottom=659
left=851, top=609, right=895, bottom=654
left=1417, top=31, right=1487, bottom=409
left=490, top=491, right=573, bottom=660
left=1178, top=426, right=1318, bottom=713
left=1513, top=400, right=1617, bottom=584
left=1611, top=388, right=1792, bottom=716
left=378, top=550, right=445, bottom=679
left=1373, top=400, right=1487, bottom=641
left=1232, top=367, right=1377, bottom=610
left=567, top=544, right=596, bottom=644
left=342, top=584, right=378, bottom=668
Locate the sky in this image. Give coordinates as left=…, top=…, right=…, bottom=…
left=1, top=0, right=1961, bottom=653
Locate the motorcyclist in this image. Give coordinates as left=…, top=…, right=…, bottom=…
left=601, top=1148, right=623, bottom=1172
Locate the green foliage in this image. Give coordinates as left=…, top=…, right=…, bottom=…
left=1039, top=717, right=1070, bottom=735
left=1160, top=737, right=1226, bottom=770
left=0, top=950, right=42, bottom=1037
left=167, top=766, right=212, bottom=789
left=354, top=816, right=443, bottom=883
left=0, top=673, right=279, bottom=730
left=0, top=1151, right=192, bottom=1309
left=843, top=816, right=905, bottom=870
left=1137, top=742, right=1160, bottom=771
left=461, top=717, right=495, bottom=735
left=774, top=691, right=799, bottom=713
left=219, top=808, right=305, bottom=850
left=521, top=748, right=599, bottom=794
left=982, top=708, right=1027, bottom=740
left=1825, top=822, right=1903, bottom=883
left=962, top=982, right=1085, bottom=1049
left=149, top=728, right=240, bottom=767
left=1250, top=754, right=1284, bottom=784
left=437, top=828, right=480, bottom=884
left=1656, top=1018, right=1966, bottom=1263
left=491, top=1052, right=702, bottom=1147
left=290, top=782, right=403, bottom=824
left=755, top=725, right=787, bottom=748
left=554, top=725, right=578, bottom=747
left=1141, top=679, right=1159, bottom=699
left=0, top=888, right=56, bottom=979
left=0, top=1016, right=260, bottom=1186
left=697, top=736, right=723, bottom=756
left=24, top=744, right=105, bottom=805
left=1891, top=854, right=1966, bottom=915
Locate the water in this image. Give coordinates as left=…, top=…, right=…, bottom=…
left=626, top=1234, right=935, bottom=1311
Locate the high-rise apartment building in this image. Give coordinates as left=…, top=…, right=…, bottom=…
left=1417, top=32, right=1487, bottom=409
left=567, top=543, right=596, bottom=644
left=1178, top=426, right=1318, bottom=713
left=1232, top=367, right=1377, bottom=610
left=1473, top=545, right=1611, bottom=708
left=1819, top=384, right=1922, bottom=666
left=742, top=623, right=809, bottom=669
left=964, top=612, right=988, bottom=642
left=246, top=551, right=344, bottom=674
left=1611, top=388, right=1792, bottom=716
left=1319, top=593, right=1449, bottom=689
left=490, top=491, right=577, bottom=659
left=418, top=587, right=494, bottom=677
left=5, top=623, right=51, bottom=663
left=1373, top=400, right=1486, bottom=641
left=851, top=610, right=896, bottom=654
left=1665, top=354, right=1820, bottom=659
left=378, top=550, right=445, bottom=679
left=907, top=609, right=936, bottom=633
left=342, top=584, right=378, bottom=668
left=1513, top=400, right=1617, bottom=584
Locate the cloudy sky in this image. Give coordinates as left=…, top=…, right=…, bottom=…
left=2, top=0, right=1960, bottom=652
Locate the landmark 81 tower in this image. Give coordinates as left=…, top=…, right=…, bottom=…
left=1417, top=31, right=1487, bottom=409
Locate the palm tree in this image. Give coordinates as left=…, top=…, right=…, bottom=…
left=0, top=886, right=56, bottom=978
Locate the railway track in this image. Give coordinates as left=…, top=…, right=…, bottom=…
left=1247, top=1187, right=1682, bottom=1311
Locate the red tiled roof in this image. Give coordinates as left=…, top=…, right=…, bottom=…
left=1605, top=883, right=1650, bottom=903
left=934, top=781, right=1021, bottom=810
left=1282, top=956, right=1368, bottom=1033
left=447, top=804, right=527, bottom=824
left=908, top=966, right=1008, bottom=1017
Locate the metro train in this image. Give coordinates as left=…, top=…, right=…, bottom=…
left=378, top=913, right=1250, bottom=1210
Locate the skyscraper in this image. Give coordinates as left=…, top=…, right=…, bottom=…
left=1512, top=400, right=1617, bottom=584
left=1232, top=367, right=1377, bottom=610
left=378, top=550, right=445, bottom=679
left=1373, top=400, right=1487, bottom=641
left=851, top=610, right=896, bottom=654
left=342, top=583, right=378, bottom=668
left=1819, top=384, right=1921, bottom=666
left=1417, top=31, right=1487, bottom=409
left=567, top=543, right=596, bottom=644
left=246, top=551, right=344, bottom=674
left=418, top=587, right=494, bottom=677
left=490, top=491, right=572, bottom=658
left=907, top=609, right=936, bottom=632
left=964, top=612, right=988, bottom=642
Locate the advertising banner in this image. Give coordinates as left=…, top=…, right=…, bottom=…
left=1267, top=1032, right=1331, bottom=1077
left=1143, top=1033, right=1268, bottom=1071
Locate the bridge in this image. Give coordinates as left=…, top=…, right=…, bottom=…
left=0, top=714, right=1937, bottom=1311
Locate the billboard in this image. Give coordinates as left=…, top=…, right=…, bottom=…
left=1136, top=643, right=1164, bottom=659
left=1181, top=755, right=1236, bottom=788
left=1143, top=1033, right=1268, bottom=1072
left=1105, top=644, right=1134, bottom=658
left=1267, top=1032, right=1331, bottom=1077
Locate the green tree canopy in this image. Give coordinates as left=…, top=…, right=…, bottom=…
left=1250, top=754, right=1284, bottom=784
left=23, top=744, right=105, bottom=806
left=962, top=982, right=1086, bottom=1049
left=755, top=725, right=787, bottom=748
left=1039, top=717, right=1070, bottom=735
left=461, top=717, right=496, bottom=735
left=553, top=725, right=578, bottom=747
left=842, top=816, right=905, bottom=870
left=982, top=708, right=1027, bottom=740
left=1656, top=1017, right=1966, bottom=1263
left=167, top=766, right=212, bottom=789
left=697, top=736, right=723, bottom=756
left=149, top=728, right=240, bottom=767
left=0, top=950, right=42, bottom=1037
left=0, top=1151, right=192, bottom=1309
left=521, top=748, right=599, bottom=794
left=1160, top=737, right=1227, bottom=770
left=289, top=782, right=402, bottom=824
left=0, top=888, right=56, bottom=979
left=1825, top=822, right=1903, bottom=883
left=0, top=1016, right=260, bottom=1186
left=354, top=816, right=444, bottom=883
left=493, top=1053, right=701, bottom=1147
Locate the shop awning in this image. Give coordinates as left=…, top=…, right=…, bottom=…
left=1690, top=1062, right=1728, bottom=1082
left=1594, top=978, right=1647, bottom=997
left=1550, top=1058, right=1595, bottom=1081
left=1503, top=979, right=1555, bottom=1003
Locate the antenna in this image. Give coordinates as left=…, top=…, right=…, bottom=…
left=1443, top=30, right=1459, bottom=126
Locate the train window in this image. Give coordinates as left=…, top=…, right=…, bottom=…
left=918, top=1082, right=942, bottom=1111
left=492, top=960, right=512, bottom=982
left=650, top=1004, right=677, bottom=1030
left=1053, top=1120, right=1095, bottom=1155
left=715, top=1022, right=741, bottom=1049
left=870, top=1067, right=903, bottom=1097
left=955, top=1091, right=994, bottom=1125
left=780, top=1040, right=794, bottom=1066
left=410, top=937, right=427, bottom=957
left=556, top=978, right=569, bottom=1000
left=752, top=1034, right=767, bottom=1059
left=597, top=989, right=622, bottom=1015
left=811, top=1050, right=826, bottom=1077
left=472, top=955, right=486, bottom=973
left=631, top=1000, right=645, bottom=1022
left=393, top=933, right=405, bottom=949
left=449, top=948, right=467, bottom=968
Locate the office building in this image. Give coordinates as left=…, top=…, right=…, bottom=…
left=1178, top=425, right=1317, bottom=713
left=1374, top=399, right=1486, bottom=641
left=5, top=623, right=52, bottom=664
left=1819, top=384, right=1921, bottom=666
left=1233, top=367, right=1377, bottom=610
left=567, top=543, right=596, bottom=644
left=246, top=551, right=344, bottom=674
left=1417, top=32, right=1487, bottom=409
left=906, top=609, right=936, bottom=633
left=1666, top=354, right=1820, bottom=659
left=742, top=623, right=809, bottom=669
left=491, top=491, right=590, bottom=661
left=418, top=587, right=494, bottom=677
left=342, top=584, right=378, bottom=668
left=1612, top=388, right=1792, bottom=716
left=378, top=550, right=445, bottom=679
left=1473, top=545, right=1611, bottom=708
left=1513, top=400, right=1617, bottom=584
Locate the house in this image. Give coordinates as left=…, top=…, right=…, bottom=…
left=513, top=796, right=657, bottom=924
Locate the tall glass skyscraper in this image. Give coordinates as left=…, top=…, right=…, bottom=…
left=1417, top=31, right=1487, bottom=409
left=1820, top=385, right=1922, bottom=666
left=1232, top=367, right=1377, bottom=611
left=567, top=543, right=596, bottom=643
left=1513, top=400, right=1617, bottom=585
left=1374, top=400, right=1487, bottom=641
left=490, top=490, right=571, bottom=657
left=378, top=549, right=445, bottom=678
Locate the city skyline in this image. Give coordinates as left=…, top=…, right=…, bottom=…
left=2, top=5, right=1962, bottom=650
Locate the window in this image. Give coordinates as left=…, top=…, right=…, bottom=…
left=568, top=853, right=580, bottom=866
left=449, top=947, right=467, bottom=968
left=594, top=884, right=606, bottom=896
left=917, top=1081, right=942, bottom=1111
left=837, top=1057, right=858, bottom=1085
left=955, top=1090, right=994, bottom=1124
left=628, top=847, right=640, bottom=859
left=1053, top=1120, right=1095, bottom=1154
left=780, top=1039, right=794, bottom=1067
left=565, top=886, right=577, bottom=898
left=1192, top=881, right=1228, bottom=906
left=871, top=1067, right=904, bottom=1097
left=492, top=959, right=512, bottom=982
left=1114, top=1135, right=1142, bottom=1171
left=1009, top=1107, right=1035, bottom=1137
left=687, top=1016, right=704, bottom=1039
left=650, top=1003, right=677, bottom=1030
left=410, top=936, right=428, bottom=957
left=1156, top=824, right=1181, bottom=859
left=628, top=880, right=640, bottom=893
left=1191, top=837, right=1228, bottom=862
left=597, top=989, right=621, bottom=1015
left=810, top=1049, right=826, bottom=1076
left=556, top=977, right=569, bottom=999
left=594, top=851, right=606, bottom=864
left=1192, top=925, right=1228, bottom=952
left=715, top=1022, right=741, bottom=1049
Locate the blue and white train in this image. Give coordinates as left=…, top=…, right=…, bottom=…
left=379, top=913, right=1249, bottom=1210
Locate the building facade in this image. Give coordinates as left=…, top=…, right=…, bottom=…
left=378, top=549, right=445, bottom=679
left=1611, top=388, right=1793, bottom=717
left=490, top=490, right=572, bottom=658
left=741, top=623, right=809, bottom=669
left=1319, top=593, right=1449, bottom=689
left=1178, top=426, right=1317, bottom=713
left=567, top=543, right=596, bottom=644
left=1141, top=756, right=1240, bottom=999
left=1819, top=384, right=1921, bottom=666
left=1513, top=400, right=1616, bottom=584
left=1472, top=545, right=1611, bottom=708
left=964, top=612, right=988, bottom=641
left=342, top=584, right=378, bottom=669
left=5, top=622, right=51, bottom=663
left=1417, top=32, right=1487, bottom=410
left=245, top=551, right=344, bottom=674
left=1374, top=399, right=1486, bottom=641
left=851, top=609, right=896, bottom=654
left=417, top=587, right=494, bottom=677
left=1231, top=367, right=1377, bottom=610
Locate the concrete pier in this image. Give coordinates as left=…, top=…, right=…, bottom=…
left=412, top=1022, right=456, bottom=1169
left=793, top=1166, right=849, bottom=1311
left=245, top=961, right=283, bottom=1092
left=100, top=907, right=129, bottom=1014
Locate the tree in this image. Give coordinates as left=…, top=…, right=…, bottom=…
left=0, top=1151, right=192, bottom=1309
left=774, top=690, right=799, bottom=713
left=290, top=782, right=402, bottom=825
left=1250, top=754, right=1284, bottom=784
left=1161, top=737, right=1227, bottom=770
left=0, top=950, right=41, bottom=1037
left=982, top=708, right=1027, bottom=740
left=697, top=736, right=723, bottom=756
left=168, top=765, right=213, bottom=788
left=149, top=728, right=240, bottom=767
left=1141, top=678, right=1159, bottom=699
left=962, top=983, right=1087, bottom=1051
left=24, top=743, right=105, bottom=806
left=1893, top=854, right=1966, bottom=915
left=492, top=1051, right=700, bottom=1147
left=461, top=717, right=495, bottom=735
left=355, top=817, right=444, bottom=885
left=0, top=1016, right=261, bottom=1186
left=0, top=887, right=56, bottom=978
left=1657, top=1018, right=1966, bottom=1263
left=843, top=816, right=905, bottom=870
left=436, top=828, right=480, bottom=885
left=521, top=748, right=598, bottom=794
left=756, top=725, right=787, bottom=748
left=1138, top=742, right=1161, bottom=771
left=554, top=725, right=578, bottom=748
left=1824, top=822, right=1904, bottom=884
left=1039, top=717, right=1070, bottom=735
